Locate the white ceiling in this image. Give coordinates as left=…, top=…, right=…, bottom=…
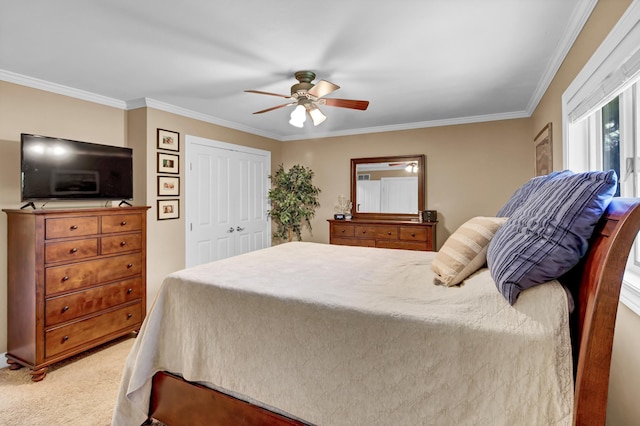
left=0, top=0, right=594, bottom=141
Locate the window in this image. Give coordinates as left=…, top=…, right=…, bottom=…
left=563, top=0, right=640, bottom=314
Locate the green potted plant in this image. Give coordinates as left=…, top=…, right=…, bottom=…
left=268, top=164, right=321, bottom=242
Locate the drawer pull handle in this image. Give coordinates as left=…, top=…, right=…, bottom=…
left=127, top=288, right=133, bottom=294
left=70, top=225, right=78, bottom=230
left=121, top=221, right=127, bottom=226
left=120, top=241, right=127, bottom=246
left=127, top=263, right=133, bottom=268
left=62, top=306, right=69, bottom=312
left=62, top=276, right=69, bottom=281
left=341, top=229, right=345, bottom=233
left=387, top=232, right=392, bottom=235
left=70, top=247, right=78, bottom=253
left=62, top=335, right=69, bottom=342
left=411, top=233, right=416, bottom=237
left=127, top=313, right=133, bottom=319
left=362, top=230, right=367, bottom=234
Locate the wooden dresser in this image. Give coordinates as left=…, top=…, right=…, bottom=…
left=328, top=218, right=436, bottom=251
left=3, top=206, right=149, bottom=381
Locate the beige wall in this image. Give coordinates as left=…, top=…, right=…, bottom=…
left=281, top=120, right=532, bottom=247
left=0, top=1, right=638, bottom=423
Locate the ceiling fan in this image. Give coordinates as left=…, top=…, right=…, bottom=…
left=245, top=71, right=369, bottom=128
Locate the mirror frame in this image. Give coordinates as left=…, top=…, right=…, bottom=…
left=350, top=154, right=425, bottom=220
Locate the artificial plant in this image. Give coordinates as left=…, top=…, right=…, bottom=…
left=268, top=164, right=321, bottom=242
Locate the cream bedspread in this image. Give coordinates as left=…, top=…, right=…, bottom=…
left=112, top=242, right=573, bottom=425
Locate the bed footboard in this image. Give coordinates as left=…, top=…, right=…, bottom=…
left=148, top=372, right=311, bottom=426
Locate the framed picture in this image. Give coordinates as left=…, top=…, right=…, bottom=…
left=157, top=176, right=180, bottom=196
left=157, top=129, right=179, bottom=152
left=158, top=152, right=179, bottom=174
left=157, top=199, right=179, bottom=220
left=534, top=122, right=552, bottom=176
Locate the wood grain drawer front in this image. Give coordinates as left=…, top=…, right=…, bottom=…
left=377, top=240, right=426, bottom=251
left=45, top=303, right=142, bottom=358
left=45, top=253, right=142, bottom=295
left=45, top=238, right=99, bottom=264
left=45, top=278, right=143, bottom=327
left=45, top=216, right=99, bottom=240
left=331, top=223, right=355, bottom=237
left=355, top=225, right=397, bottom=240
left=102, top=214, right=142, bottom=234
left=101, top=233, right=142, bottom=255
left=331, top=237, right=376, bottom=247
left=399, top=227, right=428, bottom=242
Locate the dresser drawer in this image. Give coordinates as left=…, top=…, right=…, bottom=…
left=45, top=302, right=142, bottom=358
left=355, top=225, right=397, bottom=240
left=101, top=233, right=142, bottom=255
left=45, top=216, right=99, bottom=240
left=45, top=277, right=143, bottom=326
left=45, top=238, right=98, bottom=264
left=102, top=214, right=142, bottom=234
left=332, top=237, right=376, bottom=247
left=331, top=223, right=355, bottom=237
left=377, top=240, right=427, bottom=251
left=399, top=227, right=428, bottom=242
left=45, top=253, right=142, bottom=295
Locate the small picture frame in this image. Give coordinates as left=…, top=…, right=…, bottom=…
left=534, top=122, right=552, bottom=176
left=158, top=152, right=179, bottom=174
left=157, top=129, right=180, bottom=152
left=157, top=176, right=180, bottom=196
left=157, top=199, right=179, bottom=220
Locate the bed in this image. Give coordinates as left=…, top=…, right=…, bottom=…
left=112, top=172, right=640, bottom=425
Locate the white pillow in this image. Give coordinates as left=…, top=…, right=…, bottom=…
left=432, top=216, right=508, bottom=287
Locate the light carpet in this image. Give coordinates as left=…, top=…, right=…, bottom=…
left=0, top=334, right=135, bottom=426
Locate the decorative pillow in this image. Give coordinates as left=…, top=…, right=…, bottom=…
left=487, top=170, right=618, bottom=304
left=496, top=170, right=571, bottom=217
left=432, top=216, right=508, bottom=287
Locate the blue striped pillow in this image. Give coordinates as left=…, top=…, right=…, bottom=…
left=487, top=170, right=617, bottom=304
left=496, top=170, right=571, bottom=217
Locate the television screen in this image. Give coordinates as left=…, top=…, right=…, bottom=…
left=21, top=133, right=133, bottom=201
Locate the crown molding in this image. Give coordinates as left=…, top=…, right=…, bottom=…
left=0, top=69, right=127, bottom=109
left=126, top=98, right=281, bottom=140
left=2, top=69, right=528, bottom=142
left=280, top=110, right=530, bottom=141
left=525, top=0, right=598, bottom=114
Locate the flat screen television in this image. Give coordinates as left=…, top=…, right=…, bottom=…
left=21, top=133, right=133, bottom=202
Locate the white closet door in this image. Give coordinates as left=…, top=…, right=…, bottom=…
left=185, top=136, right=270, bottom=268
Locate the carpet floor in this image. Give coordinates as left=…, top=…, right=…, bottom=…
left=0, top=334, right=135, bottom=426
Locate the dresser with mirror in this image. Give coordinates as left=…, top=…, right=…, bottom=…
left=328, top=154, right=436, bottom=251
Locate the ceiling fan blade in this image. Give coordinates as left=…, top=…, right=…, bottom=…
left=308, top=80, right=340, bottom=98
left=245, top=89, right=291, bottom=99
left=321, top=98, right=370, bottom=110
left=252, top=102, right=296, bottom=114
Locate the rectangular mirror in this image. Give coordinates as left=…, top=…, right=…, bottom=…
left=350, top=155, right=425, bottom=220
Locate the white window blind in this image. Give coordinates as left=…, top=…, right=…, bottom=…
left=564, top=0, right=640, bottom=124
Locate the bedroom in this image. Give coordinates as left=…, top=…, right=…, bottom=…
left=1, top=0, right=640, bottom=424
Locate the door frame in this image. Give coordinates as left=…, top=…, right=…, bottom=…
left=184, top=135, right=271, bottom=267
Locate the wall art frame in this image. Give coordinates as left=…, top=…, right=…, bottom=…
left=534, top=122, right=552, bottom=176
left=158, top=153, right=179, bottom=174
left=157, top=176, right=180, bottom=196
left=157, top=199, right=179, bottom=220
left=157, top=129, right=180, bottom=152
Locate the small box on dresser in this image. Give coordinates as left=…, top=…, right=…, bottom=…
left=3, top=206, right=150, bottom=381
left=328, top=218, right=436, bottom=251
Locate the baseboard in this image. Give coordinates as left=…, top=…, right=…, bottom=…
left=0, top=353, right=8, bottom=369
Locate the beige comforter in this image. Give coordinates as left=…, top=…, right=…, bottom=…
left=112, top=242, right=573, bottom=425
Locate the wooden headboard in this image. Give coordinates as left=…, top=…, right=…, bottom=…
left=567, top=197, right=640, bottom=425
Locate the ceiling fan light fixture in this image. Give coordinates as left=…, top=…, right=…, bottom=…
left=289, top=104, right=306, bottom=128
left=308, top=106, right=327, bottom=126
left=405, top=162, right=418, bottom=173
